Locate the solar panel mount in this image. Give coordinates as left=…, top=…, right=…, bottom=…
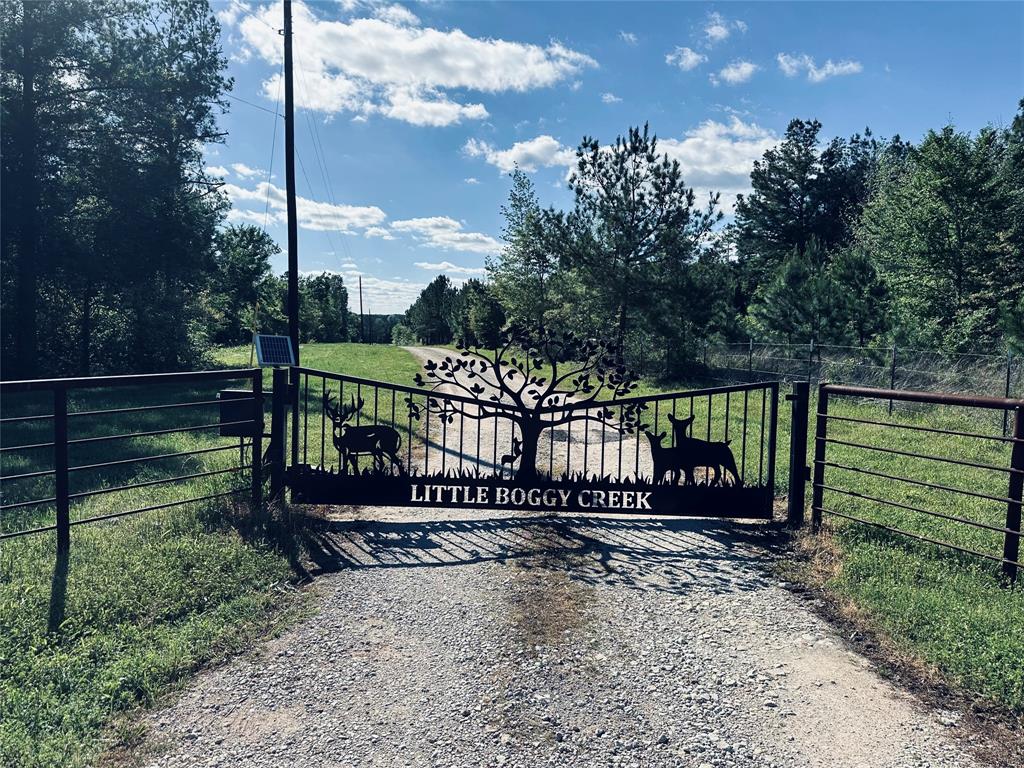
left=254, top=334, right=296, bottom=367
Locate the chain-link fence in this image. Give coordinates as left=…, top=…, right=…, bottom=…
left=699, top=342, right=1021, bottom=400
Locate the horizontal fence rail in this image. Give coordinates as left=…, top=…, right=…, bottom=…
left=810, top=382, right=1024, bottom=582
left=0, top=369, right=264, bottom=546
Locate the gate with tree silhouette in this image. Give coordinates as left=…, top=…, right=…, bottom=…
left=285, top=330, right=778, bottom=518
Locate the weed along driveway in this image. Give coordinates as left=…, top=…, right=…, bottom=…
left=137, top=350, right=990, bottom=768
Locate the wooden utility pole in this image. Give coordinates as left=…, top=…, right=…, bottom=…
left=283, top=0, right=299, bottom=365
left=359, top=275, right=365, bottom=343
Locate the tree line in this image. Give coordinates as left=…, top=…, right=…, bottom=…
left=402, top=108, right=1023, bottom=373
left=0, top=0, right=366, bottom=377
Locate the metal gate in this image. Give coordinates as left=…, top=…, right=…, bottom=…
left=281, top=344, right=778, bottom=519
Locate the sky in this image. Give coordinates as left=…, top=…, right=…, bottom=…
left=207, top=1, right=1024, bottom=314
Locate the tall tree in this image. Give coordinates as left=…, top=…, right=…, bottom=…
left=406, top=275, right=458, bottom=344
left=1, top=0, right=230, bottom=376
left=488, top=168, right=555, bottom=332
left=552, top=123, right=722, bottom=359
left=731, top=119, right=903, bottom=314
left=859, top=124, right=1021, bottom=350
left=209, top=225, right=280, bottom=345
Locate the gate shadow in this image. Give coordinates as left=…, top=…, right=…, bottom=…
left=297, top=513, right=786, bottom=596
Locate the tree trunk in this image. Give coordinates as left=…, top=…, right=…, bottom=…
left=15, top=1, right=39, bottom=377
left=514, top=418, right=542, bottom=482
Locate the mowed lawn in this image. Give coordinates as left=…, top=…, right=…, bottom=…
left=0, top=344, right=423, bottom=767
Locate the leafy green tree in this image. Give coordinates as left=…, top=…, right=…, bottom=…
left=748, top=241, right=847, bottom=343
left=828, top=246, right=891, bottom=345
left=551, top=123, right=722, bottom=359
left=208, top=225, right=279, bottom=344
left=1, top=0, right=230, bottom=376
left=858, top=124, right=1021, bottom=351
left=451, top=279, right=505, bottom=348
left=300, top=272, right=350, bottom=342
left=406, top=274, right=458, bottom=344
left=731, top=119, right=905, bottom=314
left=489, top=169, right=555, bottom=331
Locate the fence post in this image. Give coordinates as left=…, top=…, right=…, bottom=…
left=786, top=381, right=810, bottom=528
left=53, top=385, right=70, bottom=556
left=1003, top=406, right=1023, bottom=583
left=270, top=367, right=288, bottom=499
left=1004, top=352, right=1013, bottom=437
left=888, top=343, right=897, bottom=415
left=806, top=339, right=814, bottom=382
left=810, top=384, right=829, bottom=532
left=250, top=369, right=264, bottom=524
left=748, top=339, right=753, bottom=378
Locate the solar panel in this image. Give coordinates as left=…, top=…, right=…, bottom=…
left=254, top=334, right=296, bottom=367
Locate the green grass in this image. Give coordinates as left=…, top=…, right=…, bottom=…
left=215, top=341, right=423, bottom=384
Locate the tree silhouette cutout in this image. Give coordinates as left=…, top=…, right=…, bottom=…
left=407, top=326, right=645, bottom=481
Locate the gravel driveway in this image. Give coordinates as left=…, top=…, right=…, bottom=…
left=138, top=348, right=986, bottom=768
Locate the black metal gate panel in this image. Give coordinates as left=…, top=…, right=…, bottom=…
left=286, top=347, right=778, bottom=519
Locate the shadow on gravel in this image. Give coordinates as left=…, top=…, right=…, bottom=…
left=297, top=513, right=788, bottom=596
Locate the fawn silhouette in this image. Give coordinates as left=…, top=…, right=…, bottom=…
left=645, top=412, right=741, bottom=486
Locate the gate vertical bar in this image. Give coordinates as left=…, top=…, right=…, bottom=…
left=810, top=384, right=829, bottom=532
left=1002, top=405, right=1023, bottom=583
left=251, top=369, right=264, bottom=524
left=270, top=367, right=288, bottom=499
left=289, top=366, right=300, bottom=471
left=766, top=383, right=779, bottom=511
left=53, top=385, right=69, bottom=556
left=787, top=381, right=809, bottom=528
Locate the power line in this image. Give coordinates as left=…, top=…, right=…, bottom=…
left=226, top=92, right=282, bottom=117
left=263, top=65, right=284, bottom=230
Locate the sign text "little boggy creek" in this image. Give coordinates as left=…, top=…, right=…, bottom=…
left=409, top=483, right=652, bottom=511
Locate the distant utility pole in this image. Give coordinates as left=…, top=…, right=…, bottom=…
left=283, top=0, right=299, bottom=365
left=359, top=275, right=365, bottom=343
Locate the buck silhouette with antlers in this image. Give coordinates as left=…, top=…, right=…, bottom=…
left=323, top=393, right=404, bottom=475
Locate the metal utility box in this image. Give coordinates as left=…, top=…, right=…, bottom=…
left=219, top=389, right=260, bottom=437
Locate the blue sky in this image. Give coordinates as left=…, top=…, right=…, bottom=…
left=208, top=1, right=1024, bottom=313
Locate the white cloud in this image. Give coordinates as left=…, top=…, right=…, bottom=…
left=464, top=177, right=480, bottom=185
left=234, top=1, right=597, bottom=126
left=363, top=226, right=395, bottom=240
left=464, top=135, right=575, bottom=173
left=373, top=4, right=419, bottom=27
left=704, top=12, right=745, bottom=45
left=665, top=46, right=706, bottom=71
left=324, top=268, right=426, bottom=314
left=413, top=260, right=487, bottom=276
left=658, top=116, right=779, bottom=210
left=601, top=92, right=622, bottom=104
left=216, top=0, right=251, bottom=27
left=380, top=86, right=488, bottom=126
left=206, top=165, right=229, bottom=177
left=391, top=216, right=501, bottom=254
left=776, top=52, right=863, bottom=83
left=223, top=181, right=386, bottom=233
left=619, top=31, right=638, bottom=45
left=710, top=60, right=758, bottom=86
left=231, top=162, right=266, bottom=179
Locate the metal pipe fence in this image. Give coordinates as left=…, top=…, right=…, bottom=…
left=808, top=383, right=1024, bottom=583
left=0, top=369, right=265, bottom=546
